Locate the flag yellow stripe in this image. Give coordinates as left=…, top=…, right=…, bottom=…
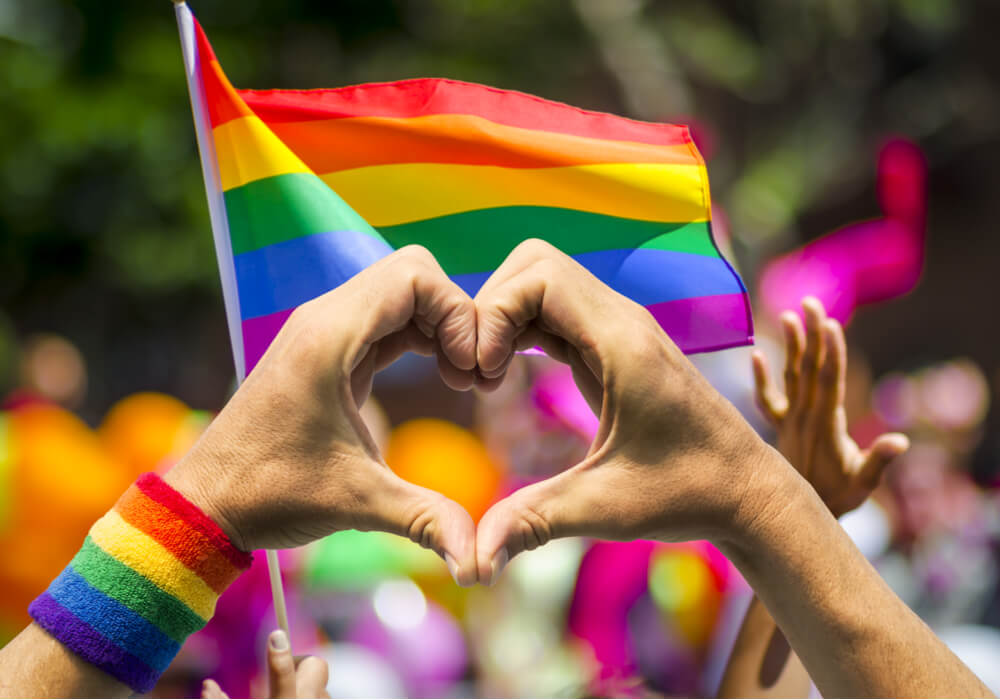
left=212, top=115, right=709, bottom=225
left=89, top=511, right=217, bottom=620
left=320, top=162, right=709, bottom=227
left=214, top=116, right=312, bottom=192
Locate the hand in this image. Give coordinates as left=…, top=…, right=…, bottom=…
left=166, top=246, right=479, bottom=585
left=472, top=240, right=787, bottom=582
left=751, top=297, right=909, bottom=517
left=201, top=630, right=330, bottom=699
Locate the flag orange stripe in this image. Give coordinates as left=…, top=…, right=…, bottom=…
left=265, top=113, right=699, bottom=173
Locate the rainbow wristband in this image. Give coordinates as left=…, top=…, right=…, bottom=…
left=29, top=473, right=253, bottom=693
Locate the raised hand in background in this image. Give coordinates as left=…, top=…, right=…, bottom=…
left=751, top=296, right=909, bottom=518
left=719, top=296, right=909, bottom=697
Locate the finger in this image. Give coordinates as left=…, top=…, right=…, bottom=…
left=857, top=433, right=910, bottom=489
left=267, top=630, right=298, bottom=699
left=369, top=472, right=479, bottom=587
left=472, top=239, right=551, bottom=306
left=514, top=324, right=603, bottom=412
left=817, top=318, right=847, bottom=424
left=475, top=468, right=594, bottom=584
left=780, top=311, right=805, bottom=408
left=751, top=349, right=786, bottom=424
left=352, top=324, right=437, bottom=406
left=201, top=679, right=229, bottom=699
left=798, top=297, right=827, bottom=407
left=294, top=656, right=331, bottom=699
left=435, top=338, right=477, bottom=391
left=475, top=239, right=639, bottom=375
left=343, top=246, right=478, bottom=374
left=369, top=323, right=475, bottom=391
left=472, top=244, right=555, bottom=375
left=374, top=323, right=436, bottom=370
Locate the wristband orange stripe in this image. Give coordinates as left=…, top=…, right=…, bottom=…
left=114, top=487, right=239, bottom=593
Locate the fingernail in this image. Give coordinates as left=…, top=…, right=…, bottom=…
left=444, top=553, right=461, bottom=585
left=489, top=548, right=508, bottom=586
left=268, top=629, right=289, bottom=652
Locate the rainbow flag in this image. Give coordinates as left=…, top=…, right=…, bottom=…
left=176, top=5, right=752, bottom=378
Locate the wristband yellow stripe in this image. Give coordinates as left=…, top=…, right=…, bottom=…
left=89, top=510, right=217, bottom=620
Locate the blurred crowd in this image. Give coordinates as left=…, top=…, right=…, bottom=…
left=4, top=0, right=1000, bottom=696
left=2, top=309, right=999, bottom=697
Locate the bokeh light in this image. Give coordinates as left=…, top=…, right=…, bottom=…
left=4, top=0, right=1000, bottom=696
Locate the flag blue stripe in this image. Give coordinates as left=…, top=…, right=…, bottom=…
left=234, top=229, right=744, bottom=320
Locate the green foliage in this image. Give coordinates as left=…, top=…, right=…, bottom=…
left=0, top=0, right=994, bottom=410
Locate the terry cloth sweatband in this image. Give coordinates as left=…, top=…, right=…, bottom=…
left=29, top=472, right=253, bottom=693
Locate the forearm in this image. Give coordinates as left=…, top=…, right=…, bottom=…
left=721, top=448, right=991, bottom=698
left=0, top=473, right=251, bottom=698
left=0, top=623, right=130, bottom=698
left=717, top=595, right=811, bottom=698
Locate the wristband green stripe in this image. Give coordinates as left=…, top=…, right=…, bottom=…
left=70, top=536, right=205, bottom=644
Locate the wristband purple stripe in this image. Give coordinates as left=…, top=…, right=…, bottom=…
left=29, top=592, right=159, bottom=693
left=28, top=473, right=251, bottom=694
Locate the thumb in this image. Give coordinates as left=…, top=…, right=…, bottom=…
left=475, top=469, right=590, bottom=585
left=267, top=630, right=297, bottom=699
left=201, top=679, right=229, bottom=699
left=294, top=656, right=330, bottom=698
left=858, top=432, right=910, bottom=489
left=369, top=471, right=478, bottom=587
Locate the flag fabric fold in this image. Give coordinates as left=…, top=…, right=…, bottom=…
left=183, top=7, right=753, bottom=374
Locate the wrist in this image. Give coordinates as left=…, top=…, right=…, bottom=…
left=164, top=440, right=250, bottom=553
left=712, top=440, right=814, bottom=559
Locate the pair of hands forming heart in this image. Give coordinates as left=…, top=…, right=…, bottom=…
left=166, top=240, right=783, bottom=586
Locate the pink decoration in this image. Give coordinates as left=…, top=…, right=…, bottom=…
left=568, top=541, right=658, bottom=680
left=532, top=364, right=600, bottom=440
left=759, top=139, right=927, bottom=324
left=568, top=540, right=741, bottom=685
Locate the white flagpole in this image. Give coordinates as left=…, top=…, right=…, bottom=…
left=173, top=0, right=292, bottom=646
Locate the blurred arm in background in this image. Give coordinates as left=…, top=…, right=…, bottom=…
left=718, top=297, right=909, bottom=697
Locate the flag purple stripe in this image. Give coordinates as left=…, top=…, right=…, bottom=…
left=646, top=293, right=754, bottom=354
left=242, top=308, right=296, bottom=373
left=29, top=592, right=160, bottom=693
left=240, top=292, right=753, bottom=376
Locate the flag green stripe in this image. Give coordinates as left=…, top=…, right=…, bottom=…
left=224, top=173, right=719, bottom=269
left=378, top=210, right=717, bottom=273
left=224, top=172, right=385, bottom=256
left=69, top=537, right=205, bottom=644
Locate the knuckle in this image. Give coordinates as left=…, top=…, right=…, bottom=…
left=514, top=237, right=559, bottom=260
left=396, top=243, right=434, bottom=263
left=528, top=257, right=561, bottom=281
left=389, top=246, right=437, bottom=280
left=401, top=493, right=449, bottom=555
left=512, top=503, right=552, bottom=553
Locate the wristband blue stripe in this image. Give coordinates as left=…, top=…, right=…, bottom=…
left=48, top=565, right=180, bottom=672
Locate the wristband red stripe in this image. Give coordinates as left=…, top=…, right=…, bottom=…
left=135, top=473, right=253, bottom=570
left=114, top=487, right=239, bottom=593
